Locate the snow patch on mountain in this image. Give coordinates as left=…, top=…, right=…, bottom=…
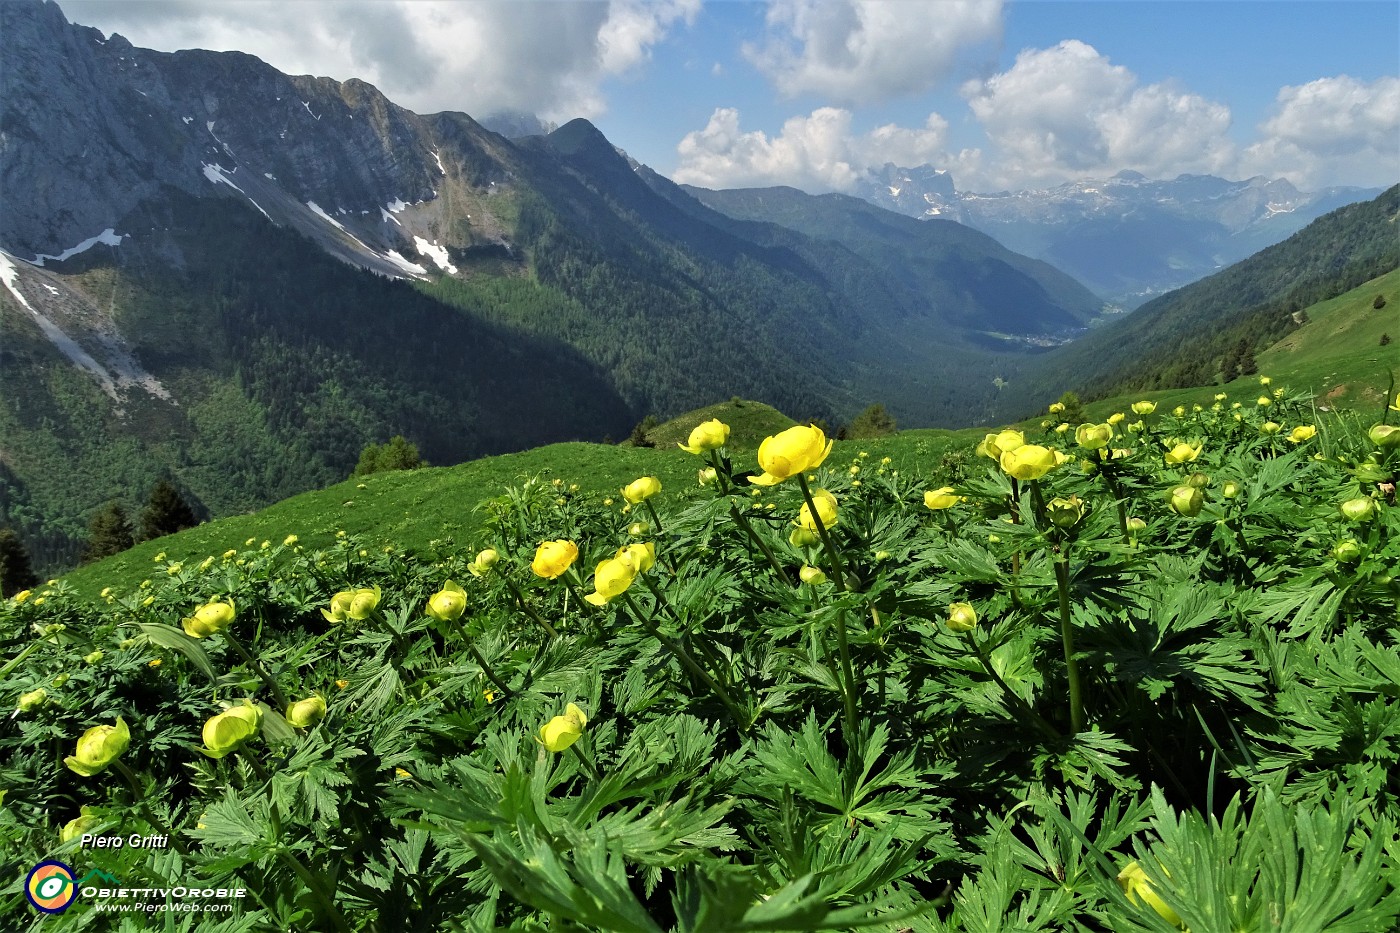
left=27, top=229, right=125, bottom=267
left=414, top=236, right=456, bottom=274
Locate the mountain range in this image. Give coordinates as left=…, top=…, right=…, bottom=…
left=854, top=165, right=1383, bottom=307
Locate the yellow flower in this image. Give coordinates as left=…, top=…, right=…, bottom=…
left=283, top=534, right=299, bottom=546
left=65, top=717, right=130, bottom=776
left=335, top=679, right=350, bottom=690
left=61, top=806, right=102, bottom=844
left=1215, top=393, right=1227, bottom=401
left=537, top=703, right=588, bottom=753
left=628, top=522, right=649, bottom=537
left=1172, top=406, right=1186, bottom=418
left=1257, top=396, right=1272, bottom=407
left=1045, top=495, right=1085, bottom=529
left=698, top=467, right=718, bottom=486
left=181, top=599, right=236, bottom=638
left=1126, top=517, right=1147, bottom=534
left=924, top=486, right=961, bottom=510
left=583, top=550, right=641, bottom=606
left=1222, top=481, right=1241, bottom=499
left=946, top=603, right=978, bottom=634
left=154, top=552, right=166, bottom=562
left=84, top=650, right=103, bottom=664
left=425, top=580, right=467, bottom=622
left=322, top=590, right=355, bottom=623
left=147, top=658, right=161, bottom=667
left=1163, top=442, right=1201, bottom=466
left=622, top=476, right=662, bottom=504
left=1260, top=421, right=1281, bottom=436
left=1273, top=387, right=1285, bottom=399
left=484, top=688, right=497, bottom=704
left=797, top=488, right=839, bottom=531
left=1054, top=422, right=1070, bottom=434
left=1259, top=375, right=1271, bottom=385
left=348, top=585, right=382, bottom=620
left=1130, top=401, right=1156, bottom=415
left=789, top=526, right=820, bottom=548
left=1168, top=485, right=1204, bottom=517
left=199, top=556, right=214, bottom=571
left=678, top=419, right=731, bottom=454
left=200, top=703, right=262, bottom=759
left=395, top=767, right=413, bottom=780
left=1000, top=445, right=1057, bottom=481
left=1391, top=394, right=1400, bottom=412
left=621, top=542, right=656, bottom=574
left=285, top=695, right=327, bottom=729
left=18, top=688, right=47, bottom=712
left=1340, top=497, right=1377, bottom=522
left=222, top=549, right=237, bottom=559
left=1369, top=424, right=1400, bottom=448
left=1333, top=539, right=1363, bottom=563
left=1118, top=861, right=1182, bottom=927
left=1075, top=423, right=1113, bottom=450
left=534, top=537, right=579, bottom=574
left=750, top=424, right=833, bottom=485
left=1107, top=412, right=1125, bottom=425
left=1287, top=425, right=1316, bottom=444
left=467, top=548, right=499, bottom=577
left=1048, top=402, right=1066, bottom=414
left=799, top=565, right=828, bottom=585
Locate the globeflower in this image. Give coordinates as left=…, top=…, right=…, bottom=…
left=1107, top=412, right=1126, bottom=425
left=1333, top=540, right=1363, bottom=563
left=18, top=688, right=47, bottom=712
left=977, top=429, right=1026, bottom=460
left=537, top=703, right=587, bottom=753
left=698, top=467, right=718, bottom=486
left=200, top=703, right=262, bottom=759
left=946, top=603, right=978, bottom=634
left=1130, top=401, right=1156, bottom=415
left=1117, top=861, right=1182, bottom=927
left=532, top=540, right=579, bottom=579
left=61, top=806, right=102, bottom=844
left=1163, top=442, right=1202, bottom=466
left=750, top=425, right=833, bottom=485
left=1340, top=498, right=1377, bottom=522
left=285, top=695, right=327, bottom=728
left=425, top=580, right=467, bottom=622
left=924, top=487, right=961, bottom=510
left=65, top=717, right=130, bottom=776
left=797, top=488, right=839, bottom=531
left=348, top=586, right=381, bottom=620
left=1260, top=421, right=1281, bottom=436
left=1287, top=425, right=1317, bottom=444
left=1168, top=485, right=1204, bottom=517
left=1048, top=402, right=1065, bottom=414
left=583, top=550, right=641, bottom=606
left=1369, top=424, right=1400, bottom=448
left=799, top=565, right=828, bottom=585
left=1075, top=423, right=1113, bottom=450
left=322, top=590, right=354, bottom=623
left=622, top=476, right=662, bottom=504
left=1045, top=495, right=1085, bottom=529
left=181, top=599, right=236, bottom=639
left=789, top=527, right=820, bottom=548
left=1257, top=396, right=1272, bottom=407
left=467, top=548, right=499, bottom=577
left=1000, top=445, right=1057, bottom=481
left=678, top=419, right=730, bottom=454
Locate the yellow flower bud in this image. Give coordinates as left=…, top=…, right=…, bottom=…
left=1215, top=393, right=1227, bottom=401
left=1333, top=539, right=1363, bottom=563
left=698, top=466, right=718, bottom=486
left=1260, top=421, right=1281, bottom=436
left=628, top=522, right=649, bottom=537
left=1222, top=481, right=1241, bottom=499
left=1287, top=425, right=1316, bottom=444
left=467, top=548, right=499, bottom=577
left=679, top=419, right=730, bottom=454
left=1259, top=375, right=1271, bottom=385
left=1075, top=423, right=1113, bottom=450
left=200, top=703, right=262, bottom=759
left=1369, top=424, right=1400, bottom=448
left=426, top=580, right=467, bottom=622
left=1000, top=445, right=1057, bottom=481
left=65, top=717, right=131, bottom=776
left=1164, top=442, right=1202, bottom=466
left=799, top=565, right=827, bottom=585
left=1048, top=402, right=1066, bottom=414
left=789, top=526, right=820, bottom=548
left=1172, top=406, right=1186, bottom=418
left=1186, top=472, right=1211, bottom=489
left=1168, top=485, right=1204, bottom=517
left=1126, top=517, right=1147, bottom=533
left=1257, top=396, right=1272, bottom=407
left=946, top=602, right=978, bottom=634
left=61, top=806, right=102, bottom=844
left=750, top=424, right=833, bottom=485
left=622, top=476, right=662, bottom=503
left=181, top=599, right=236, bottom=639
left=1130, top=401, right=1156, bottom=415
left=1107, top=412, right=1125, bottom=425
left=348, top=585, right=382, bottom=620
left=1045, top=495, right=1085, bottom=529
left=18, top=688, right=47, bottom=712
left=1340, top=497, right=1377, bottom=522
left=537, top=703, right=587, bottom=752
left=322, top=590, right=355, bottom=623
left=797, top=488, right=839, bottom=531
left=1117, top=861, right=1182, bottom=927
left=285, top=695, right=327, bottom=729
left=924, top=486, right=961, bottom=510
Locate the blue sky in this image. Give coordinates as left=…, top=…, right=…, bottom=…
left=60, top=1, right=1399, bottom=192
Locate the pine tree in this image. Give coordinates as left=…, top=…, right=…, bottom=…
left=0, top=527, right=40, bottom=596
left=138, top=481, right=198, bottom=542
left=83, top=502, right=135, bottom=563
left=1375, top=294, right=1387, bottom=310
left=1382, top=333, right=1392, bottom=346
left=846, top=403, right=897, bottom=439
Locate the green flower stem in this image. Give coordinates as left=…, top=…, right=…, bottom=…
left=795, top=473, right=860, bottom=754
left=564, top=568, right=601, bottom=623
left=706, top=451, right=733, bottom=495
left=502, top=578, right=559, bottom=638
left=622, top=592, right=749, bottom=735
left=223, top=631, right=289, bottom=710
left=111, top=760, right=188, bottom=856
left=1054, top=556, right=1087, bottom=734
left=269, top=803, right=352, bottom=933
left=642, top=499, right=666, bottom=537
left=241, top=747, right=272, bottom=785
left=464, top=637, right=511, bottom=701
left=640, top=574, right=732, bottom=688
left=964, top=632, right=1061, bottom=742
left=569, top=743, right=602, bottom=782
left=728, top=503, right=787, bottom=579
left=1101, top=468, right=1131, bottom=538
left=0, top=640, right=42, bottom=680
left=1028, top=479, right=1048, bottom=529
left=1008, top=477, right=1023, bottom=576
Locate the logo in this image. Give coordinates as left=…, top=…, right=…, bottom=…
left=25, top=861, right=77, bottom=914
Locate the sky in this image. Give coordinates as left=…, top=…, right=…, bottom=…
left=57, top=0, right=1400, bottom=194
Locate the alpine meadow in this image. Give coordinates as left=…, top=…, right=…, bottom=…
left=3, top=1, right=1399, bottom=931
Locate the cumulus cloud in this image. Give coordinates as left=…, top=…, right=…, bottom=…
left=744, top=0, right=1003, bottom=104
left=1239, top=75, right=1400, bottom=188
left=59, top=0, right=699, bottom=121
left=673, top=106, right=961, bottom=192
left=962, top=40, right=1235, bottom=188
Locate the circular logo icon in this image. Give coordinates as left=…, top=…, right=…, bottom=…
left=26, top=861, right=77, bottom=914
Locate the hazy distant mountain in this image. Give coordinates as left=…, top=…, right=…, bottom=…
left=854, top=165, right=1385, bottom=307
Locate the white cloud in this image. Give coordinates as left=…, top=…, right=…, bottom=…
left=745, top=0, right=1003, bottom=104
left=60, top=0, right=699, bottom=121
left=673, top=106, right=959, bottom=192
left=1239, top=75, right=1400, bottom=188
left=961, top=40, right=1234, bottom=188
